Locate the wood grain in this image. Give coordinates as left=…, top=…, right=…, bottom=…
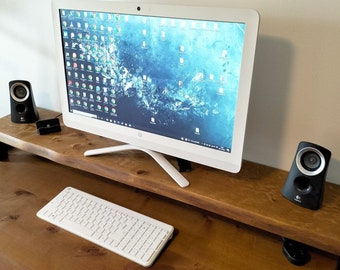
left=1, top=108, right=340, bottom=257
left=0, top=149, right=336, bottom=269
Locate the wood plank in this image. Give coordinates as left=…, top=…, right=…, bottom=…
left=0, top=149, right=337, bottom=269
left=1, top=108, right=340, bottom=256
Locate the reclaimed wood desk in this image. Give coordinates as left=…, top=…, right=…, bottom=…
left=0, top=109, right=339, bottom=269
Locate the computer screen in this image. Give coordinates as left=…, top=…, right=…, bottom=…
left=52, top=0, right=259, bottom=186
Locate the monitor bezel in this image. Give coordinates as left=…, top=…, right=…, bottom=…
left=52, top=0, right=259, bottom=173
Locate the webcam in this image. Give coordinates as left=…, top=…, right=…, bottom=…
left=137, top=6, right=141, bottom=11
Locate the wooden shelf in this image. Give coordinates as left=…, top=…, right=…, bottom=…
left=1, top=108, right=340, bottom=257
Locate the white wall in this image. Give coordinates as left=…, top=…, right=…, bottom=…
left=1, top=0, right=340, bottom=184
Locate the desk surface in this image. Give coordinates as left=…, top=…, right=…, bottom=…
left=0, top=149, right=337, bottom=269
left=1, top=109, right=340, bottom=258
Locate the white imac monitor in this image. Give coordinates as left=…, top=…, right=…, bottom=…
left=52, top=0, right=259, bottom=187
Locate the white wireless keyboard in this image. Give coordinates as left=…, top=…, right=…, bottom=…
left=37, top=187, right=174, bottom=267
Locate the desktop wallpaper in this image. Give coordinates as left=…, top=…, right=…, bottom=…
left=60, top=10, right=245, bottom=153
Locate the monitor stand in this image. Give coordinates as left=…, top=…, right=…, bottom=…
left=84, top=144, right=190, bottom=188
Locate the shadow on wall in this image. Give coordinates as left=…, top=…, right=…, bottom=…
left=0, top=2, right=57, bottom=116
left=326, top=157, right=340, bottom=184
left=243, top=34, right=294, bottom=168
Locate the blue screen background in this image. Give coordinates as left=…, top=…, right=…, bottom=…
left=61, top=10, right=245, bottom=152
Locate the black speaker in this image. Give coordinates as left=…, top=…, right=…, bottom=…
left=9, top=80, right=39, bottom=123
left=282, top=141, right=331, bottom=210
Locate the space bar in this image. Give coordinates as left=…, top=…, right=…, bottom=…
left=59, top=218, right=94, bottom=238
